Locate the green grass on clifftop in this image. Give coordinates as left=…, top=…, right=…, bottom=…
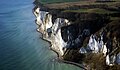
left=38, top=0, right=81, bottom=4
left=63, top=8, right=118, bottom=14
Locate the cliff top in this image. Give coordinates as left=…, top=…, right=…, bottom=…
left=35, top=0, right=120, bottom=9
left=34, top=0, right=120, bottom=15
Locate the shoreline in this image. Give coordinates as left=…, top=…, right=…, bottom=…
left=32, top=4, right=87, bottom=70
left=39, top=33, right=87, bottom=70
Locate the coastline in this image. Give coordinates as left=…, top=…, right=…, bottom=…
left=38, top=30, right=87, bottom=70
left=32, top=1, right=120, bottom=69
left=32, top=7, right=87, bottom=69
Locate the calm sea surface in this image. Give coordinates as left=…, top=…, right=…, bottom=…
left=0, top=0, right=81, bottom=70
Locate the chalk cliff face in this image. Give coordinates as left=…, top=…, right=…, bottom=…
left=34, top=6, right=71, bottom=55
left=33, top=5, right=120, bottom=67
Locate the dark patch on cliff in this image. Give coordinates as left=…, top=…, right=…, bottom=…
left=63, top=49, right=86, bottom=63
left=61, top=13, right=110, bottom=46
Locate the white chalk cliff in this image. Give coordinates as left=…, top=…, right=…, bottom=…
left=34, top=6, right=120, bottom=66
left=79, top=34, right=120, bottom=66
left=34, top=7, right=70, bottom=55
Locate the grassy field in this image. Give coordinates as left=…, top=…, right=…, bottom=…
left=38, top=0, right=120, bottom=20
left=63, top=8, right=118, bottom=14
left=38, top=0, right=120, bottom=4
left=39, top=0, right=81, bottom=4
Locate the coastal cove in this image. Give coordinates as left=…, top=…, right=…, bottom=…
left=0, top=0, right=82, bottom=70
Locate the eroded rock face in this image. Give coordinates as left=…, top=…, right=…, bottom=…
left=34, top=7, right=71, bottom=55
left=33, top=5, right=120, bottom=66
left=116, top=53, right=120, bottom=64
